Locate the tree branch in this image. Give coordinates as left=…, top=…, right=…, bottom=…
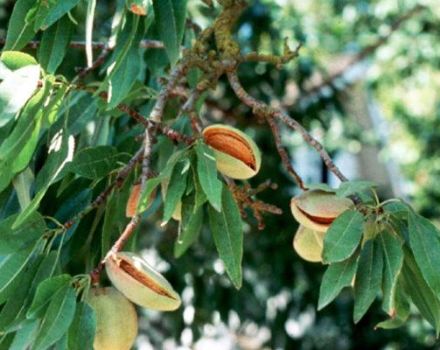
left=227, top=71, right=348, bottom=182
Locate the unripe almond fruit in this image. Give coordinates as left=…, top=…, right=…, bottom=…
left=202, top=124, right=261, bottom=180
left=106, top=252, right=181, bottom=311
left=86, top=287, right=138, bottom=350
left=290, top=190, right=353, bottom=232
left=293, top=225, right=325, bottom=262
left=126, top=183, right=156, bottom=218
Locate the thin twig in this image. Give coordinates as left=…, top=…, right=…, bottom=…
left=227, top=71, right=348, bottom=182
left=0, top=38, right=165, bottom=50
left=266, top=116, right=306, bottom=190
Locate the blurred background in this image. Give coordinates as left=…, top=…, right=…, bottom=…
left=2, top=0, right=440, bottom=349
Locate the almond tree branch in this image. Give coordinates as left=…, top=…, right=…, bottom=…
left=266, top=116, right=307, bottom=190
left=227, top=71, right=348, bottom=182
left=0, top=38, right=165, bottom=50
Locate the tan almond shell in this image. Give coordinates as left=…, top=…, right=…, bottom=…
left=203, top=124, right=261, bottom=180
left=293, top=225, right=325, bottom=263
left=86, top=287, right=138, bottom=350
left=290, top=190, right=353, bottom=232
left=106, top=252, right=181, bottom=311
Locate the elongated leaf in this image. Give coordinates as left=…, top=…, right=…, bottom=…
left=27, top=275, right=72, bottom=320
left=408, top=212, right=440, bottom=298
left=195, top=142, right=222, bottom=212
left=137, top=177, right=162, bottom=213
left=0, top=243, right=38, bottom=295
left=67, top=302, right=96, bottom=350
left=323, top=210, right=364, bottom=263
left=33, top=285, right=77, bottom=350
left=67, top=146, right=120, bottom=180
left=0, top=211, right=46, bottom=255
left=0, top=257, right=42, bottom=332
left=38, top=15, right=73, bottom=74
left=0, top=83, right=46, bottom=163
left=336, top=180, right=375, bottom=198
left=14, top=131, right=73, bottom=228
left=9, top=319, right=40, bottom=350
left=107, top=47, right=142, bottom=108
left=318, top=253, right=358, bottom=310
left=375, top=279, right=410, bottom=330
left=353, top=239, right=383, bottom=323
left=34, top=0, right=80, bottom=31
left=0, top=64, right=40, bottom=127
left=48, top=92, right=98, bottom=139
left=402, top=251, right=440, bottom=335
left=174, top=196, right=204, bottom=258
left=4, top=0, right=36, bottom=51
left=101, top=184, right=131, bottom=255
left=378, top=231, right=404, bottom=315
left=152, top=0, right=187, bottom=65
left=208, top=185, right=243, bottom=289
left=163, top=160, right=189, bottom=223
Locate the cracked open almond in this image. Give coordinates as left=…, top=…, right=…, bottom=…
left=290, top=190, right=353, bottom=232
left=293, top=225, right=325, bottom=263
left=105, top=252, right=181, bottom=311
left=86, top=287, right=138, bottom=350
left=202, top=124, right=261, bottom=180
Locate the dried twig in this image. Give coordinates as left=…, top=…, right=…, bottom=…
left=227, top=71, right=348, bottom=182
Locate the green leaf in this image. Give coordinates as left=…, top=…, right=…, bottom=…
left=68, top=146, right=120, bottom=180
left=195, top=142, right=222, bottom=212
left=323, top=210, right=364, bottom=263
left=0, top=211, right=46, bottom=255
left=353, top=239, right=383, bottom=323
left=101, top=184, right=131, bottom=255
left=14, top=131, right=73, bottom=228
left=0, top=257, right=42, bottom=332
left=67, top=302, right=96, bottom=350
left=33, top=285, right=77, bottom=350
left=27, top=275, right=72, bottom=320
left=174, top=196, right=204, bottom=258
left=375, top=280, right=410, bottom=330
left=0, top=83, right=47, bottom=166
left=0, top=243, right=38, bottom=295
left=0, top=63, right=40, bottom=128
left=33, top=0, right=80, bottom=31
left=318, top=253, right=358, bottom=310
left=48, top=92, right=98, bottom=139
left=37, top=15, right=73, bottom=74
left=1, top=51, right=37, bottom=70
left=163, top=160, right=189, bottom=223
left=401, top=250, right=440, bottom=334
left=107, top=47, right=142, bottom=109
left=336, top=180, right=375, bottom=198
left=378, top=231, right=404, bottom=315
left=152, top=0, right=188, bottom=65
left=9, top=319, right=40, bottom=350
left=408, top=212, right=440, bottom=298
left=208, top=185, right=243, bottom=289
left=4, top=0, right=36, bottom=51
left=137, top=177, right=162, bottom=214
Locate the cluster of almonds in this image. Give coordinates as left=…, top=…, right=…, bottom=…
left=290, top=190, right=353, bottom=262
left=88, top=125, right=350, bottom=349
left=87, top=253, right=181, bottom=349
left=87, top=124, right=261, bottom=349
